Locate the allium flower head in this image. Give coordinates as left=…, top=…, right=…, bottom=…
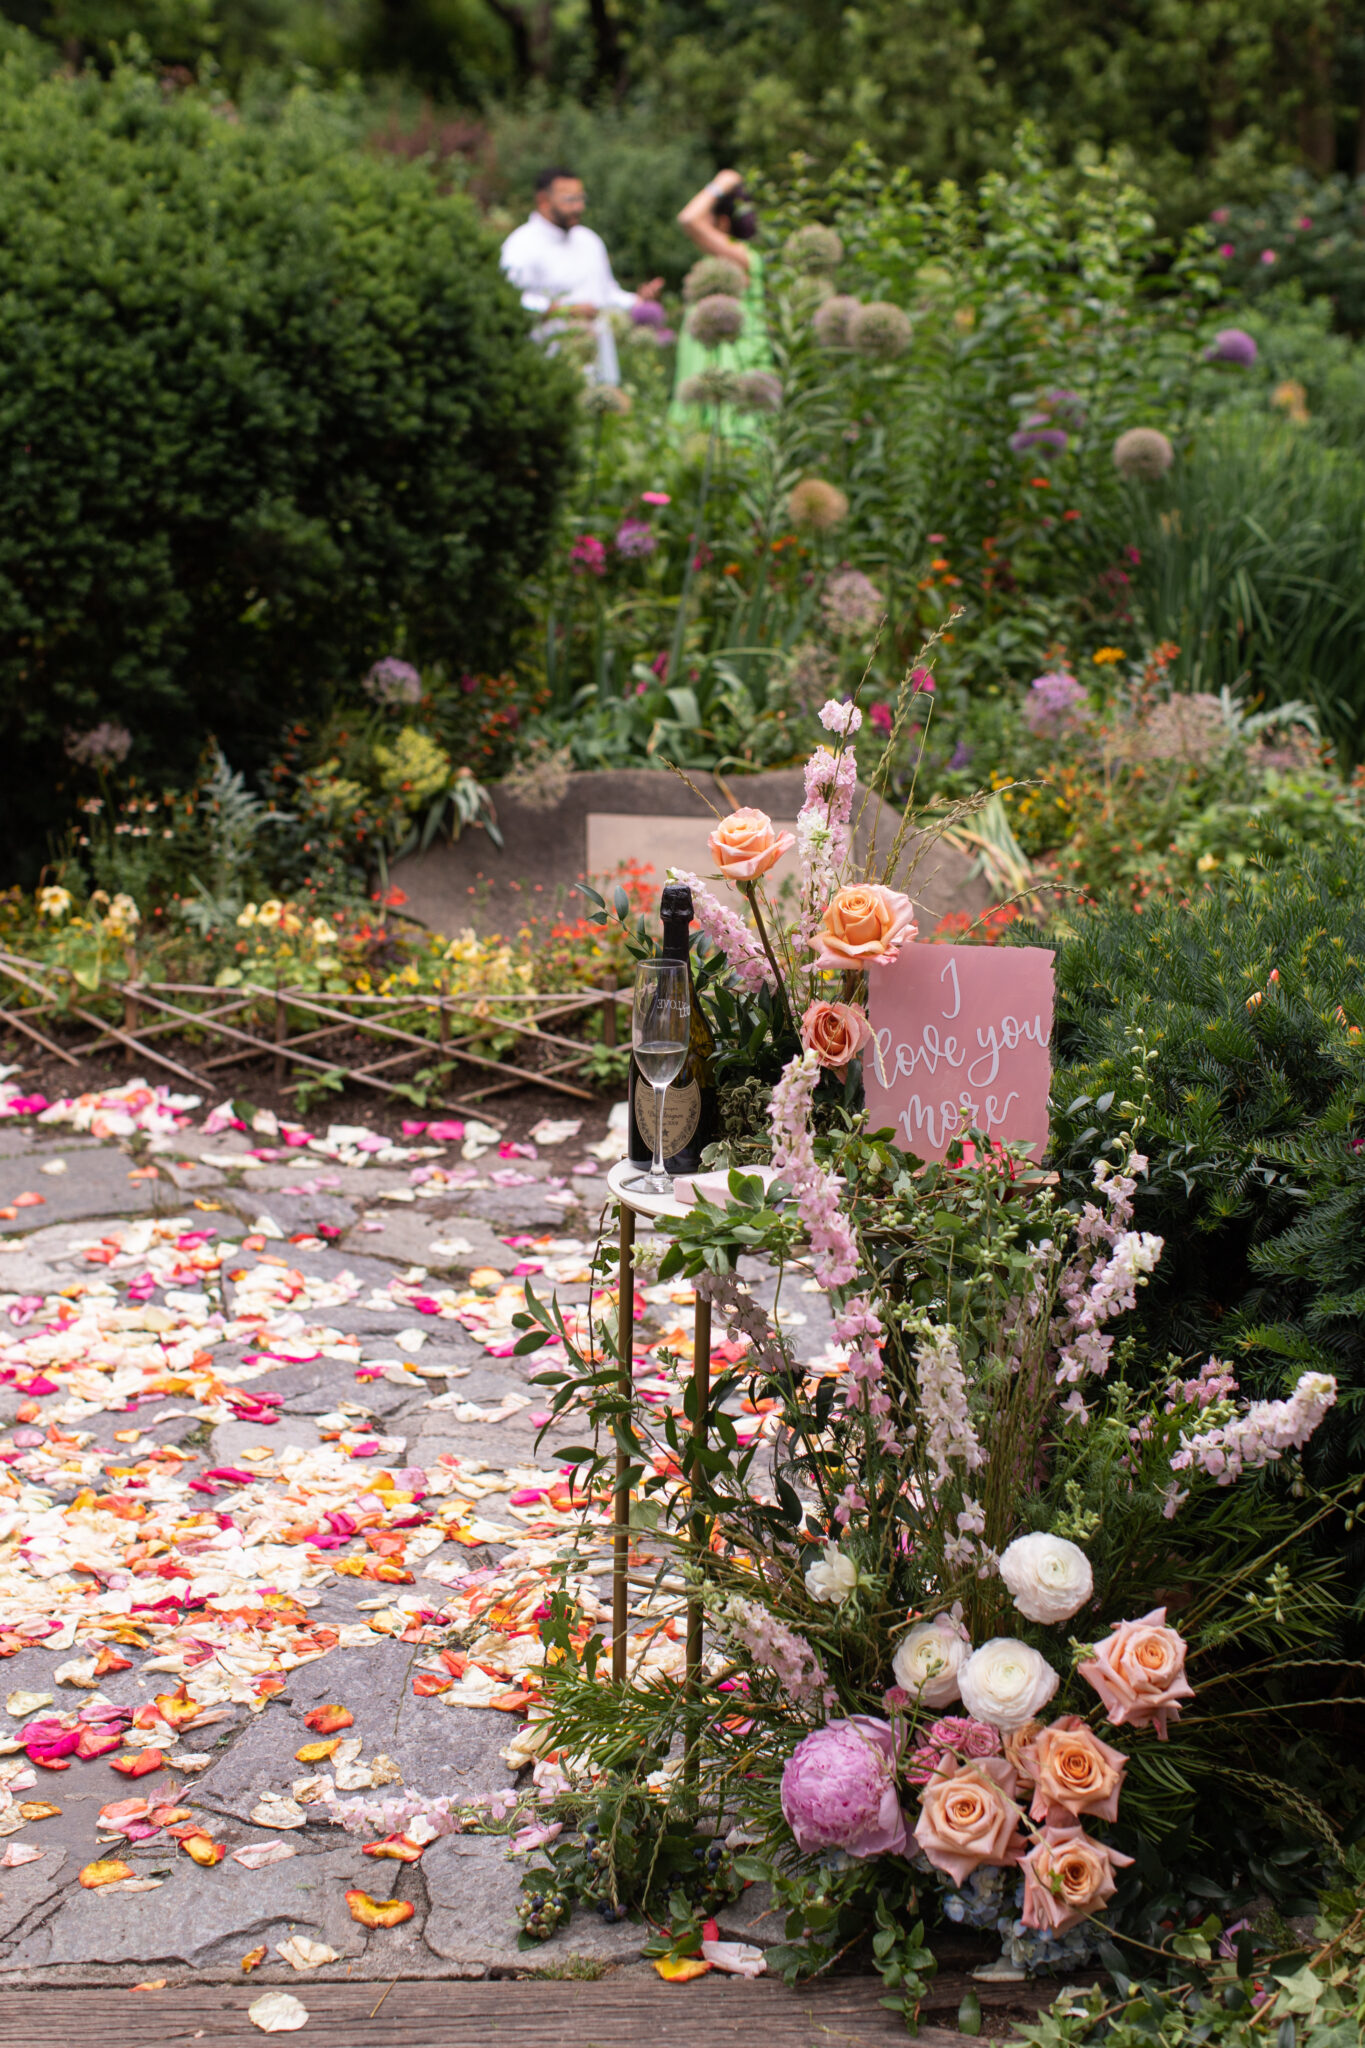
left=1205, top=327, right=1258, bottom=366
left=363, top=657, right=423, bottom=707
left=788, top=477, right=849, bottom=531
left=66, top=721, right=132, bottom=771
left=820, top=568, right=884, bottom=637
left=779, top=1718, right=908, bottom=1857
left=682, top=256, right=747, bottom=303
left=784, top=224, right=844, bottom=273
left=1041, top=388, right=1087, bottom=429
left=581, top=382, right=633, bottom=417
left=733, top=370, right=783, bottom=412
left=1113, top=427, right=1174, bottom=481
left=687, top=294, right=745, bottom=346
left=848, top=301, right=912, bottom=361
left=813, top=294, right=861, bottom=347
left=630, top=298, right=666, bottom=328
left=678, top=367, right=741, bottom=409
left=1010, top=420, right=1068, bottom=458
left=1023, top=671, right=1088, bottom=736
left=615, top=518, right=656, bottom=559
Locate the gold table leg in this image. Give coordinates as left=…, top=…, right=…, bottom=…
left=611, top=1200, right=636, bottom=1684
left=684, top=1289, right=712, bottom=1774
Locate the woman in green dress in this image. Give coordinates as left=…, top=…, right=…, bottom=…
left=669, top=169, right=775, bottom=440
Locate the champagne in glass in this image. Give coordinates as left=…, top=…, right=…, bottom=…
left=630, top=959, right=690, bottom=1195
left=627, top=883, right=717, bottom=1174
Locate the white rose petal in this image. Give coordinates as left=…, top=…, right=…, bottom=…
left=249, top=1991, right=310, bottom=2032
left=804, top=1546, right=858, bottom=1606
left=891, top=1616, right=970, bottom=1708
left=958, top=1637, right=1059, bottom=1732
left=998, top=1532, right=1094, bottom=1625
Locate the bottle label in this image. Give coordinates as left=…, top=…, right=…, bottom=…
left=634, top=1077, right=701, bottom=1156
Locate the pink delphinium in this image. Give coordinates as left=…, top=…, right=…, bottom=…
left=669, top=870, right=773, bottom=996
left=724, top=1594, right=834, bottom=1710
left=770, top=1049, right=857, bottom=1286
left=1171, top=1371, right=1336, bottom=1485
left=780, top=1719, right=908, bottom=1858
left=795, top=744, right=857, bottom=953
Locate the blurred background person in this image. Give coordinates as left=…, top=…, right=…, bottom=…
left=500, top=166, right=662, bottom=385
left=670, top=167, right=774, bottom=436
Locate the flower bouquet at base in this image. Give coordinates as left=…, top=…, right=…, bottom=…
left=515, top=682, right=1363, bottom=2020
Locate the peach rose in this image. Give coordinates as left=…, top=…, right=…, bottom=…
left=801, top=1000, right=873, bottom=1073
left=707, top=807, right=795, bottom=882
left=1002, top=1719, right=1045, bottom=1785
left=1021, top=1715, right=1127, bottom=1825
left=912, top=1757, right=1025, bottom=1887
left=1077, top=1606, right=1194, bottom=1741
left=1020, top=1819, right=1134, bottom=1933
left=812, top=884, right=917, bottom=971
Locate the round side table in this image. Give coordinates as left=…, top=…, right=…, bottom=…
left=605, top=1159, right=713, bottom=1693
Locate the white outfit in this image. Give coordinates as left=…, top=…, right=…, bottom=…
left=499, top=211, right=637, bottom=384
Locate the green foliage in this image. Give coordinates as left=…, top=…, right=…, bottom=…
left=0, top=59, right=576, bottom=875
left=1212, top=174, right=1365, bottom=334
left=1047, top=839, right=1365, bottom=1479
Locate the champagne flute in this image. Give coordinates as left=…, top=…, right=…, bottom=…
left=631, top=958, right=690, bottom=1196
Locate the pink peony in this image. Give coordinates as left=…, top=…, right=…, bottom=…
left=913, top=1757, right=1025, bottom=1886
left=1020, top=1818, right=1133, bottom=1933
left=779, top=1718, right=908, bottom=1859
left=1077, top=1606, right=1193, bottom=1741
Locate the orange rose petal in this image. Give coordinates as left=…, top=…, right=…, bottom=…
left=345, top=1889, right=415, bottom=1929
left=109, top=1750, right=165, bottom=1778
left=180, top=1832, right=226, bottom=1867
left=653, top=1956, right=712, bottom=1981
left=131, top=1980, right=167, bottom=1992
left=301, top=1705, right=353, bottom=1734
left=412, top=1674, right=452, bottom=1697
left=79, top=1859, right=134, bottom=1888
left=362, top=1835, right=423, bottom=1862
left=18, top=1802, right=61, bottom=1822
left=152, top=1685, right=202, bottom=1729
left=92, top=1648, right=134, bottom=1676
left=293, top=1738, right=341, bottom=1764
left=240, top=1944, right=267, bottom=1974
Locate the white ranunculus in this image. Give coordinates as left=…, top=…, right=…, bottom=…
left=957, top=1637, right=1059, bottom=1732
left=891, top=1615, right=970, bottom=1707
left=998, top=1532, right=1094, bottom=1625
left=804, top=1545, right=858, bottom=1605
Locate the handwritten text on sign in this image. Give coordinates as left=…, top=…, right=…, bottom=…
left=864, top=944, right=1055, bottom=1162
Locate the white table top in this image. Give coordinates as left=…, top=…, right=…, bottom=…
left=606, top=1156, right=691, bottom=1221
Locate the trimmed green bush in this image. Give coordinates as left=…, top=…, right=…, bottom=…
left=0, top=60, right=576, bottom=871
left=1045, top=839, right=1365, bottom=1485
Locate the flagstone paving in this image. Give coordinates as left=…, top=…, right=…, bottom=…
left=0, top=1078, right=835, bottom=1993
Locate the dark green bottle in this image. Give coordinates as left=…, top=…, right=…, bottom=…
left=627, top=882, right=718, bottom=1173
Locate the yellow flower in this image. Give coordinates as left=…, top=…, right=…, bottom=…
left=102, top=892, right=141, bottom=941
left=37, top=886, right=72, bottom=920
left=236, top=904, right=258, bottom=928
left=256, top=900, right=284, bottom=929
left=372, top=728, right=451, bottom=806
left=310, top=919, right=337, bottom=945
left=1092, top=647, right=1126, bottom=665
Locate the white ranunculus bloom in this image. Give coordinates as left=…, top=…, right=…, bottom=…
left=891, top=1615, right=970, bottom=1707
left=804, top=1545, right=858, bottom=1605
left=957, top=1637, right=1059, bottom=1732
left=998, top=1532, right=1094, bottom=1625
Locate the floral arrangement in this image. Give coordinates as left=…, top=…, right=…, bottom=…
left=516, top=699, right=1361, bottom=2018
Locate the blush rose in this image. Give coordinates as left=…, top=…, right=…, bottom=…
left=812, top=884, right=917, bottom=971
left=1020, top=1818, right=1134, bottom=1933
left=801, top=1000, right=873, bottom=1073
left=913, top=1757, right=1025, bottom=1887
left=1077, top=1607, right=1194, bottom=1741
left=1021, top=1715, right=1127, bottom=1824
left=707, top=807, right=796, bottom=881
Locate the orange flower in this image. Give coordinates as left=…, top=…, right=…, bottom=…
left=707, top=807, right=795, bottom=882
left=1021, top=1715, right=1127, bottom=1824
left=800, top=1000, right=873, bottom=1073
left=812, top=884, right=916, bottom=970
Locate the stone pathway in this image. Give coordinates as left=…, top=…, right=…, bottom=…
left=0, top=1078, right=836, bottom=1995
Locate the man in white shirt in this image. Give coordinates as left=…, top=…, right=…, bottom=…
left=500, top=167, right=663, bottom=386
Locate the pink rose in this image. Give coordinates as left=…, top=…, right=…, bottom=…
left=1021, top=1714, right=1127, bottom=1824
left=913, top=1757, right=1025, bottom=1887
left=801, top=1000, right=872, bottom=1073
left=1020, top=1818, right=1133, bottom=1933
left=927, top=1716, right=1001, bottom=1761
left=707, top=807, right=795, bottom=881
left=1077, top=1606, right=1194, bottom=1741
left=812, top=884, right=917, bottom=970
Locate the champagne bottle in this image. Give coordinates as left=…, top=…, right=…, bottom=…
left=628, top=882, right=718, bottom=1173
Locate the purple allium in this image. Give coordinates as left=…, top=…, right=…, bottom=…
left=570, top=534, right=607, bottom=576
left=1010, top=421, right=1069, bottom=457
left=631, top=299, right=666, bottom=328
left=687, top=294, right=745, bottom=346
left=65, top=720, right=133, bottom=770
left=1023, top=671, right=1089, bottom=735
left=779, top=1718, right=908, bottom=1859
left=1205, top=327, right=1258, bottom=366
left=1041, top=388, right=1087, bottom=429
left=1113, top=427, right=1174, bottom=481
left=615, top=518, right=656, bottom=559
left=820, top=567, right=884, bottom=636
left=363, top=657, right=423, bottom=706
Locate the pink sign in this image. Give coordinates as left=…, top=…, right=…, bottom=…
left=864, top=944, right=1055, bottom=1163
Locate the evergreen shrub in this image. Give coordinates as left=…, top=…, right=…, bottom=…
left=0, top=59, right=576, bottom=871
left=1045, top=838, right=1365, bottom=1488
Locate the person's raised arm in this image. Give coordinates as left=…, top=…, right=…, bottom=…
left=678, top=169, right=750, bottom=273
